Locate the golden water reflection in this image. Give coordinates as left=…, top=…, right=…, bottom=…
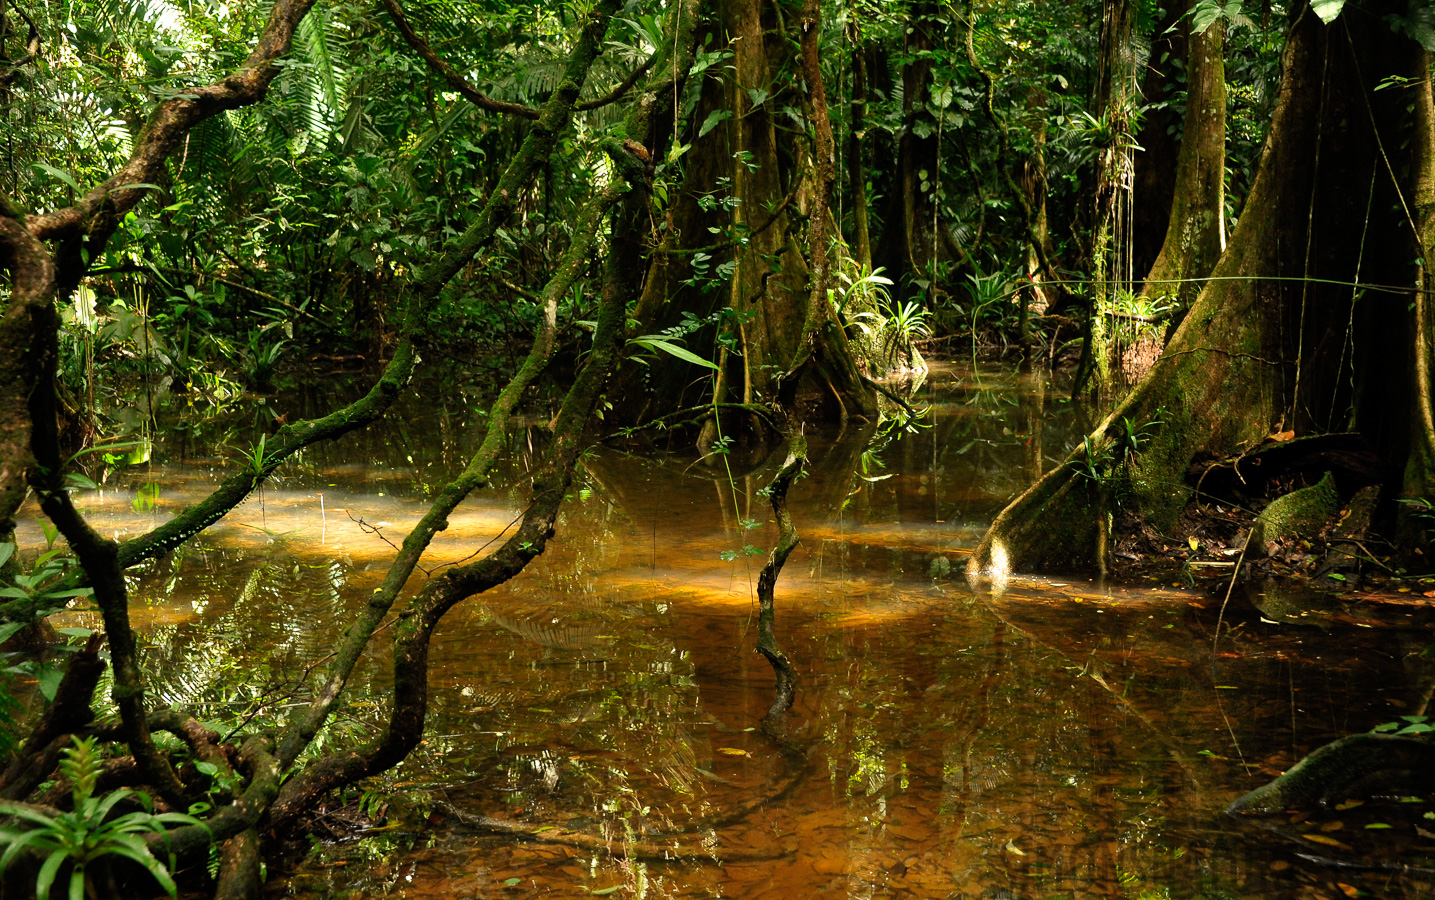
left=27, top=364, right=1435, bottom=899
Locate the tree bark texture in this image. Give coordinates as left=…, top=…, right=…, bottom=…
left=969, top=2, right=1430, bottom=577
left=1119, top=12, right=1227, bottom=384
left=1403, top=48, right=1435, bottom=548
left=1140, top=19, right=1226, bottom=311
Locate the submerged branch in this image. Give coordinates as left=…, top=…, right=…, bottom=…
left=756, top=437, right=807, bottom=729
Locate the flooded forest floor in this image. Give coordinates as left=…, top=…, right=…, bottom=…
left=20, top=361, right=1435, bottom=900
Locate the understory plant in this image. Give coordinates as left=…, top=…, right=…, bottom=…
left=0, top=737, right=206, bottom=899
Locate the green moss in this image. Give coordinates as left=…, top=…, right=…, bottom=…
left=1253, top=471, right=1339, bottom=547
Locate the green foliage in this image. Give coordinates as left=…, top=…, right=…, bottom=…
left=1372, top=715, right=1435, bottom=736
left=1069, top=409, right=1166, bottom=492
left=0, top=737, right=208, bottom=899
left=1189, top=0, right=1256, bottom=34
left=0, top=545, right=94, bottom=620
left=1399, top=497, right=1435, bottom=523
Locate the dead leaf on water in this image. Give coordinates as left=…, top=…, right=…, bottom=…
left=717, top=748, right=748, bottom=756
left=1320, top=821, right=1344, bottom=832
left=1004, top=840, right=1024, bottom=856
left=1303, top=833, right=1351, bottom=849
left=1336, top=884, right=1360, bottom=898
left=1335, top=799, right=1364, bottom=810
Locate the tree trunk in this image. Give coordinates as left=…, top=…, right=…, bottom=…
left=1079, top=0, right=1137, bottom=400
left=1120, top=12, right=1226, bottom=384
left=616, top=0, right=876, bottom=442
left=1130, top=0, right=1188, bottom=280
left=969, top=1, right=1430, bottom=578
left=1402, top=49, right=1435, bottom=550
left=888, top=0, right=948, bottom=292
left=848, top=23, right=873, bottom=273
left=1140, top=19, right=1226, bottom=311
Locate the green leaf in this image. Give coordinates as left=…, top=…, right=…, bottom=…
left=590, top=888, right=622, bottom=896
left=33, top=163, right=81, bottom=194
left=1311, top=0, right=1346, bottom=23
left=0, top=622, right=26, bottom=647
left=504, top=877, right=522, bottom=886
left=0, top=543, right=13, bottom=569
left=698, top=109, right=732, bottom=138
left=35, top=851, right=65, bottom=900
left=629, top=337, right=719, bottom=370
left=1365, top=822, right=1393, bottom=829
left=36, top=665, right=64, bottom=702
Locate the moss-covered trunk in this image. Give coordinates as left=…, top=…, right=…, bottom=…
left=1140, top=17, right=1226, bottom=311
left=970, top=1, right=1429, bottom=577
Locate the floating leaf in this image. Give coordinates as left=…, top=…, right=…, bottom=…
left=590, top=886, right=623, bottom=896
left=717, top=747, right=748, bottom=756
left=1303, top=833, right=1351, bottom=849
left=1365, top=823, right=1393, bottom=829
left=1004, top=840, right=1025, bottom=856
left=1335, top=799, right=1364, bottom=810
left=1337, top=884, right=1360, bottom=898
left=504, top=877, right=522, bottom=886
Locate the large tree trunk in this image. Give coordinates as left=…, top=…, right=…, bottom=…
left=1079, top=0, right=1138, bottom=399
left=615, top=0, right=876, bottom=442
left=885, top=0, right=951, bottom=292
left=1129, top=0, right=1188, bottom=280
left=1140, top=18, right=1226, bottom=310
left=969, top=1, right=1430, bottom=578
left=848, top=23, right=873, bottom=273
left=1402, top=49, right=1435, bottom=549
left=1120, top=12, right=1226, bottom=383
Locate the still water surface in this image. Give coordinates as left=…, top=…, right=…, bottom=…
left=34, top=363, right=1435, bottom=898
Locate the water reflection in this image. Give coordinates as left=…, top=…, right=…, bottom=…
left=25, top=363, right=1435, bottom=898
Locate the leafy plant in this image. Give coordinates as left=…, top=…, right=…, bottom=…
left=1399, top=497, right=1435, bottom=524
left=1372, top=715, right=1435, bottom=736
left=0, top=737, right=207, bottom=899
left=0, top=545, right=93, bottom=619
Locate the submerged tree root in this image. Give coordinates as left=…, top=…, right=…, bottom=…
left=435, top=803, right=792, bottom=862
left=755, top=437, right=807, bottom=731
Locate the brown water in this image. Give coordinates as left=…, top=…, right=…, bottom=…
left=28, top=363, right=1435, bottom=899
